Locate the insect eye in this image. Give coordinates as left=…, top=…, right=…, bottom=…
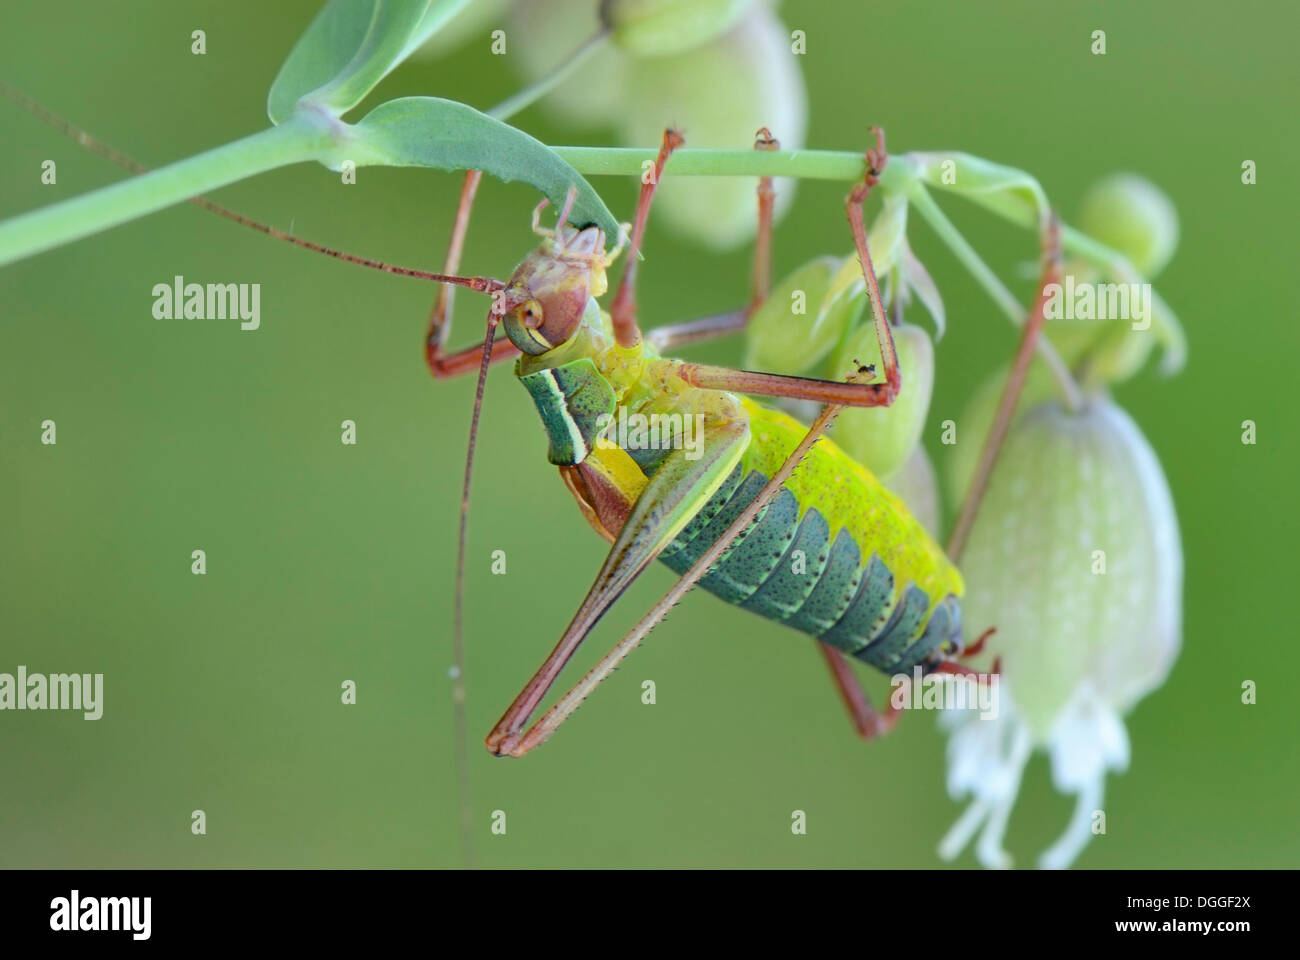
left=520, top=301, right=544, bottom=327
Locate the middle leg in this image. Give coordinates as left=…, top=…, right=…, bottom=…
left=659, top=128, right=903, bottom=410
left=646, top=127, right=782, bottom=352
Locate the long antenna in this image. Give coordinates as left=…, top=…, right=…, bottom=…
left=0, top=81, right=503, bottom=292
left=451, top=300, right=513, bottom=867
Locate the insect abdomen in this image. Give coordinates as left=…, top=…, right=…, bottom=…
left=657, top=400, right=964, bottom=674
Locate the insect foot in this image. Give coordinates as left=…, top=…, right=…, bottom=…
left=832, top=324, right=932, bottom=477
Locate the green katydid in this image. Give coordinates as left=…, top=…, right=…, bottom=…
left=1, top=93, right=1069, bottom=882
left=1, top=91, right=1053, bottom=759
left=418, top=126, right=1058, bottom=758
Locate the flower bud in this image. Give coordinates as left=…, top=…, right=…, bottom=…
left=601, top=0, right=753, bottom=57
left=743, top=256, right=842, bottom=375
left=830, top=321, right=933, bottom=478
left=939, top=396, right=1182, bottom=869
left=1054, top=271, right=1186, bottom=383
left=508, top=0, right=630, bottom=126
left=618, top=3, right=807, bottom=248
left=1077, top=173, right=1179, bottom=278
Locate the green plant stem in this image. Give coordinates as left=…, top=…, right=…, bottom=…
left=0, top=115, right=330, bottom=268
left=555, top=146, right=890, bottom=184
left=487, top=29, right=610, bottom=121
left=925, top=180, right=1185, bottom=376
left=909, top=185, right=1084, bottom=412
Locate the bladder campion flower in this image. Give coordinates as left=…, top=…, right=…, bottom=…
left=939, top=397, right=1182, bottom=869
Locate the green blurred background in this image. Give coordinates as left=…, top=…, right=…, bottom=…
left=1, top=0, right=1295, bottom=868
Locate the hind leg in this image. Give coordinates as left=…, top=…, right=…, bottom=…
left=818, top=643, right=897, bottom=740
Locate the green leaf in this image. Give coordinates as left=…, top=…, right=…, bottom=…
left=900, top=246, right=945, bottom=340
left=398, top=0, right=478, bottom=62
left=269, top=0, right=471, bottom=124
left=910, top=151, right=1049, bottom=231
left=345, top=97, right=620, bottom=237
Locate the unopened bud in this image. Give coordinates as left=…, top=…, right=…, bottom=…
left=940, top=396, right=1182, bottom=869
left=1077, top=173, right=1179, bottom=278
left=601, top=0, right=753, bottom=57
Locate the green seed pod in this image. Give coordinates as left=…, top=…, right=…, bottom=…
left=618, top=3, right=807, bottom=249
left=830, top=321, right=933, bottom=478
left=743, top=256, right=844, bottom=376
left=601, top=0, right=753, bottom=57
left=1077, top=173, right=1179, bottom=278
left=960, top=397, right=1181, bottom=735
left=942, top=359, right=1061, bottom=508
left=940, top=397, right=1181, bottom=869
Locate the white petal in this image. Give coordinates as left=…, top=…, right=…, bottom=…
left=1039, top=773, right=1106, bottom=870
left=1047, top=683, right=1130, bottom=792
left=938, top=797, right=992, bottom=862
left=974, top=726, right=1032, bottom=869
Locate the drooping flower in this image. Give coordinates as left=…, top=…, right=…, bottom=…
left=503, top=0, right=805, bottom=249
left=939, top=396, right=1182, bottom=869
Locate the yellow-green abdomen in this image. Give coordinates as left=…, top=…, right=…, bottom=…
left=658, top=399, right=965, bottom=674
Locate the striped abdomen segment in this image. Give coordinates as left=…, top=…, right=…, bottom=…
left=657, top=464, right=962, bottom=675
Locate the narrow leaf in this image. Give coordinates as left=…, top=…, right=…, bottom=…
left=398, top=0, right=477, bottom=62
left=346, top=96, right=620, bottom=236
left=900, top=246, right=946, bottom=341
left=269, top=0, right=470, bottom=124
left=911, top=151, right=1050, bottom=231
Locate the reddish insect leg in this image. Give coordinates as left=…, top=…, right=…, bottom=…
left=646, top=128, right=780, bottom=352
left=750, top=127, right=779, bottom=312
left=427, top=172, right=482, bottom=352
left=818, top=644, right=897, bottom=740
left=609, top=128, right=685, bottom=348
left=669, top=132, right=902, bottom=409
left=425, top=170, right=523, bottom=379
left=495, top=383, right=868, bottom=758
left=946, top=212, right=1063, bottom=562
